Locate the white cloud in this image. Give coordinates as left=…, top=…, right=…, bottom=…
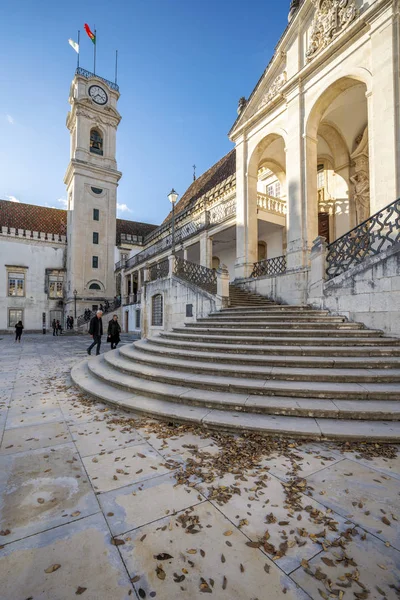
left=117, top=203, right=132, bottom=214
left=6, top=114, right=14, bottom=125
left=56, top=198, right=68, bottom=208
left=4, top=194, right=20, bottom=203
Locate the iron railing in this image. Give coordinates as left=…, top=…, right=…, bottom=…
left=149, top=259, right=170, bottom=281
left=75, top=67, right=119, bottom=92
left=174, top=256, right=217, bottom=293
left=251, top=255, right=287, bottom=278
left=76, top=297, right=121, bottom=327
left=326, top=198, right=400, bottom=280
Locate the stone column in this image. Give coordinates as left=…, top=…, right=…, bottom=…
left=183, top=248, right=188, bottom=261
left=199, top=232, right=212, bottom=268
left=168, top=254, right=175, bottom=277
left=235, top=136, right=258, bottom=279
left=216, top=264, right=230, bottom=309
left=308, top=236, right=327, bottom=306
left=285, top=90, right=305, bottom=270
left=303, top=134, right=319, bottom=258
left=368, top=14, right=398, bottom=212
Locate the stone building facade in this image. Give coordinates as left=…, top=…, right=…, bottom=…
left=0, top=0, right=399, bottom=335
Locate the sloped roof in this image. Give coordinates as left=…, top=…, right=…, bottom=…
left=0, top=200, right=67, bottom=235
left=116, top=218, right=158, bottom=243
left=0, top=199, right=158, bottom=244
left=162, top=149, right=236, bottom=225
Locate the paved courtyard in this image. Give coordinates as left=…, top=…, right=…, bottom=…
left=0, top=334, right=399, bottom=600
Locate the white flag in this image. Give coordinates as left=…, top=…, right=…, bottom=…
left=68, top=38, right=79, bottom=54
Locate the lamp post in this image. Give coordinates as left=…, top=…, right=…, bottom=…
left=73, top=289, right=77, bottom=320
left=168, top=188, right=179, bottom=254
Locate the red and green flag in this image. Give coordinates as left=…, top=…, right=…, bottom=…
left=84, top=23, right=96, bottom=44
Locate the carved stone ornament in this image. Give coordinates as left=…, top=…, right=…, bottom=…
left=306, top=0, right=358, bottom=61
left=237, top=97, right=247, bottom=115
left=257, top=71, right=287, bottom=110
left=350, top=126, right=370, bottom=225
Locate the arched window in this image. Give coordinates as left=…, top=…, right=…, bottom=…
left=258, top=242, right=267, bottom=261
left=212, top=256, right=220, bottom=270
left=89, top=283, right=101, bottom=290
left=151, top=294, right=163, bottom=326
left=90, top=128, right=103, bottom=156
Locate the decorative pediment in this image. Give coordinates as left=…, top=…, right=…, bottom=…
left=257, top=71, right=287, bottom=111
left=306, top=0, right=358, bottom=61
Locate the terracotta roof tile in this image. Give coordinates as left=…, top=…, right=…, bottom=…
left=162, top=149, right=236, bottom=225
left=0, top=199, right=158, bottom=245
left=0, top=200, right=67, bottom=235
left=116, top=218, right=158, bottom=244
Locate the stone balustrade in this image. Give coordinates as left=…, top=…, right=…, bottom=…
left=0, top=226, right=66, bottom=244
left=257, top=193, right=286, bottom=215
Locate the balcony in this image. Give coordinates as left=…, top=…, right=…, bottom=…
left=257, top=193, right=286, bottom=216
left=123, top=292, right=141, bottom=306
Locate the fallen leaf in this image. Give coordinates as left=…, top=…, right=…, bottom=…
left=76, top=587, right=87, bottom=595
left=321, top=557, right=335, bottom=567
left=222, top=576, right=227, bottom=590
left=223, top=531, right=233, bottom=536
left=156, top=565, right=166, bottom=580
left=111, top=538, right=125, bottom=546
left=44, top=564, right=61, bottom=573
left=154, top=553, right=173, bottom=560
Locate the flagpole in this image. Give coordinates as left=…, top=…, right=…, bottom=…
left=115, top=50, right=118, bottom=84
left=77, top=30, right=80, bottom=68
left=93, top=25, right=96, bottom=74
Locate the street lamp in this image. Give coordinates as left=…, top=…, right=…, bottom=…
left=73, top=289, right=77, bottom=320
left=168, top=188, right=179, bottom=254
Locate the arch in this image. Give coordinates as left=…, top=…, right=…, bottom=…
left=90, top=127, right=104, bottom=156
left=87, top=279, right=104, bottom=291
left=306, top=75, right=370, bottom=140
left=151, top=293, right=163, bottom=327
left=248, top=132, right=287, bottom=179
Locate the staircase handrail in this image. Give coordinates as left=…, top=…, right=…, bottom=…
left=76, top=297, right=121, bottom=327
left=173, top=256, right=217, bottom=293
left=251, top=255, right=287, bottom=278
left=326, top=197, right=400, bottom=279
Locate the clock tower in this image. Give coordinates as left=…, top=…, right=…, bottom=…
left=64, top=69, right=122, bottom=320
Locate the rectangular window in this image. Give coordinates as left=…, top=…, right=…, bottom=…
left=275, top=181, right=281, bottom=198
left=49, top=281, right=63, bottom=298
left=151, top=294, right=163, bottom=326
left=317, top=164, right=325, bottom=189
left=92, top=256, right=99, bottom=269
left=93, top=232, right=99, bottom=244
left=8, top=272, right=25, bottom=297
left=135, top=309, right=141, bottom=329
left=186, top=304, right=193, bottom=317
left=9, top=309, right=23, bottom=327
left=93, top=208, right=99, bottom=221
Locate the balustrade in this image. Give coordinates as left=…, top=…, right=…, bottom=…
left=251, top=255, right=287, bottom=278
left=257, top=193, right=286, bottom=215
left=174, top=256, right=217, bottom=293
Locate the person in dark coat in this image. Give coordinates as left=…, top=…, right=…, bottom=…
left=87, top=310, right=103, bottom=356
left=107, top=315, right=121, bottom=350
left=15, top=320, right=23, bottom=343
left=52, top=318, right=58, bottom=336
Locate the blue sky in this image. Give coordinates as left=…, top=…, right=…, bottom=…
left=0, top=0, right=288, bottom=225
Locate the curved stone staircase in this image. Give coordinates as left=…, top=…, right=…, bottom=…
left=71, top=288, right=400, bottom=441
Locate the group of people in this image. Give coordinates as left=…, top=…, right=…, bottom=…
left=87, top=311, right=121, bottom=356
left=52, top=319, right=63, bottom=336
left=66, top=315, right=74, bottom=329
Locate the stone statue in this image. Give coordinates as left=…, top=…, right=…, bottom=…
left=237, top=97, right=247, bottom=115
left=350, top=171, right=370, bottom=225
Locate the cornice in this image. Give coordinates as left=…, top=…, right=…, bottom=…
left=64, top=159, right=122, bottom=186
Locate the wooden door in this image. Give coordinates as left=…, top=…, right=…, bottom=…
left=318, top=212, right=330, bottom=244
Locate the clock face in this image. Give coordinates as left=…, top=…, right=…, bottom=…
left=88, top=85, right=108, bottom=105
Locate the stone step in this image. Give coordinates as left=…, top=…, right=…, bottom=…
left=148, top=335, right=400, bottom=356
left=100, top=349, right=400, bottom=400
left=190, top=321, right=362, bottom=330
left=219, top=305, right=316, bottom=313
left=174, top=326, right=379, bottom=337
left=203, top=315, right=347, bottom=322
left=163, top=332, right=394, bottom=345
left=71, top=360, right=400, bottom=436
left=121, top=344, right=400, bottom=382
left=133, top=339, right=400, bottom=369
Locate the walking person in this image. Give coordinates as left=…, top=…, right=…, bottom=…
left=52, top=318, right=58, bottom=336
left=87, top=310, right=103, bottom=356
left=15, top=320, right=23, bottom=343
left=66, top=316, right=70, bottom=330
left=107, top=314, right=121, bottom=350
left=56, top=320, right=62, bottom=335
left=70, top=315, right=74, bottom=330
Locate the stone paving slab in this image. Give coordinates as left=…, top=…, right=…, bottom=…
left=0, top=513, right=134, bottom=600
left=118, top=502, right=310, bottom=600
left=69, top=417, right=144, bottom=457
left=82, top=441, right=171, bottom=493
left=198, top=471, right=350, bottom=574
left=259, top=443, right=344, bottom=482
left=0, top=443, right=99, bottom=544
left=99, top=471, right=204, bottom=536
left=0, top=420, right=71, bottom=455
left=5, top=404, right=65, bottom=429
left=291, top=528, right=400, bottom=599
left=306, top=459, right=400, bottom=551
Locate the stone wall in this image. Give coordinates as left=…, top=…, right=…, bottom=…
left=311, top=244, right=400, bottom=337
left=236, top=269, right=309, bottom=306
left=142, top=275, right=218, bottom=338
